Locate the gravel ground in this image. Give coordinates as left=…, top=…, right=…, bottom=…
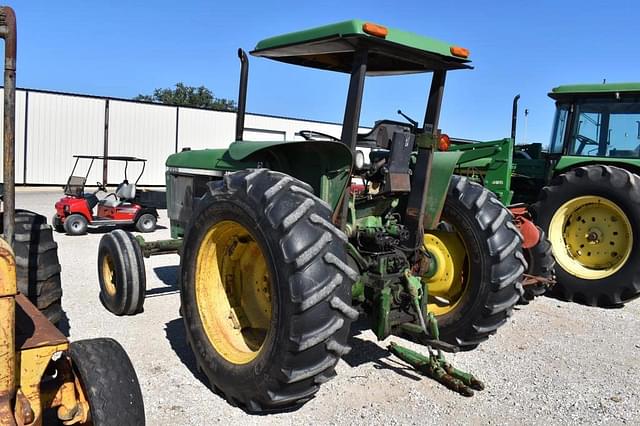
left=18, top=188, right=640, bottom=425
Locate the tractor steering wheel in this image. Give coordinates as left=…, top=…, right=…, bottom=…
left=297, top=130, right=340, bottom=141
left=576, top=134, right=598, bottom=146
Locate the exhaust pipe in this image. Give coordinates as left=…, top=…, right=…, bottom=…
left=0, top=6, right=16, bottom=244
left=511, top=94, right=520, bottom=143
left=235, top=49, right=248, bottom=141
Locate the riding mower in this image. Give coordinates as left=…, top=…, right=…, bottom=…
left=0, top=7, right=145, bottom=424
left=97, top=20, right=526, bottom=411
left=53, top=155, right=161, bottom=235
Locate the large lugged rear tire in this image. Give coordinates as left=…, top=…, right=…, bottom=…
left=532, top=165, right=640, bottom=306
left=424, top=176, right=526, bottom=349
left=180, top=169, right=357, bottom=413
left=70, top=338, right=145, bottom=426
left=3, top=210, right=64, bottom=324
left=97, top=230, right=146, bottom=315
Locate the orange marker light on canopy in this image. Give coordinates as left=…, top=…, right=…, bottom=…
left=363, top=22, right=388, bottom=38
left=438, top=134, right=451, bottom=151
left=450, top=46, right=470, bottom=58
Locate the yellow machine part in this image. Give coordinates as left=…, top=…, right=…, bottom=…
left=549, top=195, right=633, bottom=280
left=195, top=220, right=273, bottom=365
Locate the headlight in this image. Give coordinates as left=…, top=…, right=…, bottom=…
left=355, top=150, right=365, bottom=170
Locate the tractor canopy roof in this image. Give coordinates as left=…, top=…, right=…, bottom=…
left=250, top=19, right=472, bottom=75
left=549, top=82, right=640, bottom=99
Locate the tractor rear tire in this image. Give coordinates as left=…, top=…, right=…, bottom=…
left=425, top=176, right=526, bottom=349
left=70, top=338, right=145, bottom=426
left=135, top=213, right=156, bottom=233
left=4, top=210, right=64, bottom=324
left=63, top=213, right=88, bottom=235
left=180, top=169, right=357, bottom=413
left=97, top=230, right=146, bottom=315
left=532, top=165, right=640, bottom=306
left=520, top=228, right=555, bottom=302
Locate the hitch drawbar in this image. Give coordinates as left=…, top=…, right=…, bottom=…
left=388, top=342, right=485, bottom=397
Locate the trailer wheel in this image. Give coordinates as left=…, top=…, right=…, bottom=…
left=1, top=210, right=64, bottom=324
left=532, top=165, right=640, bottom=306
left=64, top=213, right=88, bottom=235
left=70, top=338, right=145, bottom=426
left=51, top=214, right=64, bottom=233
left=520, top=228, right=555, bottom=302
left=180, top=169, right=357, bottom=412
left=423, top=176, right=526, bottom=349
left=97, top=230, right=146, bottom=315
left=135, top=213, right=156, bottom=233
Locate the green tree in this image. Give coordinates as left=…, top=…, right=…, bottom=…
left=134, top=82, right=237, bottom=111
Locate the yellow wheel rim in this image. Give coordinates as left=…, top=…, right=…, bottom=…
left=101, top=254, right=117, bottom=297
left=195, top=220, right=272, bottom=365
left=423, top=231, right=468, bottom=316
left=549, top=195, right=633, bottom=280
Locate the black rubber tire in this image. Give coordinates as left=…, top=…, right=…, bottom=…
left=63, top=213, right=88, bottom=235
left=431, top=176, right=526, bottom=349
left=135, top=213, right=156, bottom=233
left=180, top=169, right=358, bottom=413
left=520, top=228, right=555, bottom=302
left=70, top=338, right=145, bottom=426
left=1, top=210, right=64, bottom=324
left=531, top=165, right=640, bottom=306
left=51, top=214, right=64, bottom=233
left=97, top=230, right=146, bottom=315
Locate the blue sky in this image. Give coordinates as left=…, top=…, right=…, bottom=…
left=11, top=1, right=639, bottom=144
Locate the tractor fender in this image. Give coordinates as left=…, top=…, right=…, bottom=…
left=554, top=159, right=640, bottom=179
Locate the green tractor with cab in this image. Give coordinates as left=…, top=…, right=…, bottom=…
left=97, top=20, right=527, bottom=410
left=453, top=83, right=640, bottom=307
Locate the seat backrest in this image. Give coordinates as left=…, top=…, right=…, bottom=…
left=116, top=182, right=136, bottom=200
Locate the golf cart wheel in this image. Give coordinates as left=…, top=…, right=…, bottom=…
left=51, top=214, right=64, bottom=233
left=1, top=210, right=64, bottom=324
left=520, top=228, right=555, bottom=302
left=97, top=230, right=146, bottom=315
left=423, top=176, right=526, bottom=349
left=64, top=213, right=88, bottom=235
left=181, top=169, right=357, bottom=412
left=532, top=165, right=640, bottom=306
left=135, top=213, right=156, bottom=233
left=70, top=338, right=145, bottom=425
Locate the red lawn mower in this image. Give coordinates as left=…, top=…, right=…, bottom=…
left=53, top=155, right=160, bottom=235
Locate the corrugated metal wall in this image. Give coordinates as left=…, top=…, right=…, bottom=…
left=2, top=88, right=362, bottom=186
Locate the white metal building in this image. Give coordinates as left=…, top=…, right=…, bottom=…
left=0, top=88, right=357, bottom=186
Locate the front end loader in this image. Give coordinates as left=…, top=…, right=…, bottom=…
left=0, top=7, right=144, bottom=425
left=97, top=20, right=526, bottom=411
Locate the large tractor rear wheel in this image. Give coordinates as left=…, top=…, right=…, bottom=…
left=180, top=169, right=357, bottom=412
left=532, top=165, right=640, bottom=306
left=423, top=176, right=526, bottom=349
left=2, top=210, right=64, bottom=324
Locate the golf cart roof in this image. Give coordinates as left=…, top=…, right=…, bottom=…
left=549, top=82, right=640, bottom=99
left=73, top=155, right=147, bottom=162
left=250, top=20, right=472, bottom=75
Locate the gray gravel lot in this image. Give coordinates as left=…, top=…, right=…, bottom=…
left=18, top=188, right=640, bottom=425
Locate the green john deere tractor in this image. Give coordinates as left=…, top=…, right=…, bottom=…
left=97, top=20, right=526, bottom=410
left=453, top=83, right=640, bottom=307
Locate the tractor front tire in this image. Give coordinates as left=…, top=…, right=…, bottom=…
left=70, top=338, right=145, bottom=425
left=180, top=169, right=357, bottom=412
left=424, top=176, right=526, bottom=349
left=3, top=210, right=64, bottom=324
left=97, top=230, right=146, bottom=315
left=63, top=213, right=88, bottom=235
left=532, top=165, right=640, bottom=306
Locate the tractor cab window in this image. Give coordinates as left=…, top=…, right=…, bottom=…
left=567, top=99, right=640, bottom=158
left=549, top=104, right=569, bottom=154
